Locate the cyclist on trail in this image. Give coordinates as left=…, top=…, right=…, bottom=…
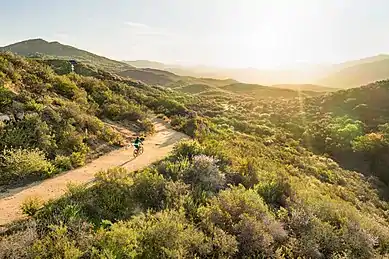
left=133, top=136, right=144, bottom=152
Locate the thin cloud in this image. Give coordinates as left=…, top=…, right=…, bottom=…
left=124, top=21, right=174, bottom=37
left=124, top=21, right=150, bottom=29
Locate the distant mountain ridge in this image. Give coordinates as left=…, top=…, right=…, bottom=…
left=272, top=84, right=339, bottom=92
left=125, top=55, right=389, bottom=89
left=3, top=38, right=389, bottom=89
left=317, top=58, right=389, bottom=88
left=6, top=38, right=388, bottom=95
left=2, top=39, right=320, bottom=98
left=334, top=54, right=389, bottom=70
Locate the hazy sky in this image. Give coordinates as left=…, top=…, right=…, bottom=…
left=1, top=0, right=388, bottom=69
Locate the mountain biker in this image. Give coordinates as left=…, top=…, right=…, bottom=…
left=133, top=136, right=144, bottom=152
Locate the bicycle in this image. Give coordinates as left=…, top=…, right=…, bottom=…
left=133, top=144, right=144, bottom=158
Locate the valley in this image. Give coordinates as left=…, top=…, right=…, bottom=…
left=1, top=39, right=389, bottom=258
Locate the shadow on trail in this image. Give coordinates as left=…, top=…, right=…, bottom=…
left=119, top=157, right=136, bottom=167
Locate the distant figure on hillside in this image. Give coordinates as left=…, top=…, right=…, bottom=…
left=69, top=60, right=77, bottom=72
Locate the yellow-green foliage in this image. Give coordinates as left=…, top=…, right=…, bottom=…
left=0, top=52, right=187, bottom=186
left=2, top=53, right=389, bottom=258
left=21, top=196, right=43, bottom=217
left=0, top=148, right=54, bottom=184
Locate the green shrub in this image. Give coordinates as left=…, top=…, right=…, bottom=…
left=54, top=155, right=73, bottom=171
left=100, top=126, right=123, bottom=145
left=199, top=186, right=287, bottom=257
left=182, top=154, right=226, bottom=192
left=131, top=170, right=190, bottom=211
left=94, top=221, right=139, bottom=258
left=52, top=75, right=79, bottom=99
left=70, top=144, right=89, bottom=167
left=256, top=177, right=292, bottom=208
left=140, top=118, right=155, bottom=134
left=131, top=170, right=167, bottom=211
left=157, top=157, right=191, bottom=181
left=84, top=167, right=135, bottom=221
left=21, top=196, right=43, bottom=217
left=31, top=225, right=84, bottom=259
left=129, top=210, right=208, bottom=258
left=172, top=140, right=203, bottom=160
left=0, top=148, right=54, bottom=184
left=0, top=86, right=15, bottom=108
left=170, top=115, right=186, bottom=129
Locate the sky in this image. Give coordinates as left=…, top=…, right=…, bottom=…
left=1, top=0, right=389, bottom=69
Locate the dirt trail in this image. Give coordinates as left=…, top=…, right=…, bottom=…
left=0, top=119, right=188, bottom=226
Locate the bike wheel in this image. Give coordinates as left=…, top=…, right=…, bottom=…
left=133, top=149, right=139, bottom=158
left=139, top=146, right=144, bottom=154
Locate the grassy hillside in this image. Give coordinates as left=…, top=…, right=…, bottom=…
left=3, top=40, right=329, bottom=99
left=123, top=60, right=169, bottom=70
left=1, top=39, right=232, bottom=92
left=220, top=82, right=316, bottom=99
left=177, top=83, right=214, bottom=94
left=318, top=58, right=389, bottom=88
left=272, top=83, right=338, bottom=92
left=126, top=56, right=389, bottom=88
left=257, top=79, right=389, bottom=184
left=2, top=53, right=389, bottom=258
left=124, top=60, right=224, bottom=79
left=119, top=67, right=314, bottom=99
left=118, top=67, right=181, bottom=86
left=0, top=39, right=133, bottom=73
left=304, top=80, right=389, bottom=183
left=334, top=54, right=389, bottom=70
left=0, top=52, right=193, bottom=187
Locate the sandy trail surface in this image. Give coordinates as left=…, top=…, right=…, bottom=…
left=0, top=119, right=188, bottom=226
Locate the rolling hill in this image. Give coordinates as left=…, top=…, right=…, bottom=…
left=125, top=60, right=323, bottom=85
left=9, top=38, right=387, bottom=91
left=334, top=54, right=389, bottom=70
left=1, top=39, right=328, bottom=99
left=123, top=60, right=169, bottom=70
left=0, top=39, right=134, bottom=72
left=272, top=84, right=338, bottom=92
left=124, top=60, right=222, bottom=79
left=317, top=58, right=389, bottom=88
left=126, top=55, right=389, bottom=89
left=219, top=82, right=318, bottom=98
left=3, top=48, right=389, bottom=258
left=118, top=68, right=181, bottom=86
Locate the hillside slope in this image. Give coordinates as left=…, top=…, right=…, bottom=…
left=220, top=82, right=317, bottom=98
left=0, top=51, right=195, bottom=188
left=269, top=79, right=389, bottom=184
left=272, top=83, right=338, bottom=92
left=126, top=55, right=389, bottom=88
left=1, top=53, right=389, bottom=258
left=318, top=58, right=389, bottom=88
left=0, top=39, right=133, bottom=72
left=334, top=54, right=389, bottom=70
left=123, top=60, right=168, bottom=70
left=118, top=67, right=181, bottom=86
left=2, top=39, right=328, bottom=98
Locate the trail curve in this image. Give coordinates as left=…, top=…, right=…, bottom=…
left=0, top=119, right=188, bottom=226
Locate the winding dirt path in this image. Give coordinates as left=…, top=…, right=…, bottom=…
left=0, top=119, right=188, bottom=226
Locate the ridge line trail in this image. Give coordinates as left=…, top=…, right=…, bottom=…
left=0, top=119, right=188, bottom=226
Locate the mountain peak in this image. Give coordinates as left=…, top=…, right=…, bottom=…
left=0, top=38, right=135, bottom=72
left=20, top=38, right=49, bottom=44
